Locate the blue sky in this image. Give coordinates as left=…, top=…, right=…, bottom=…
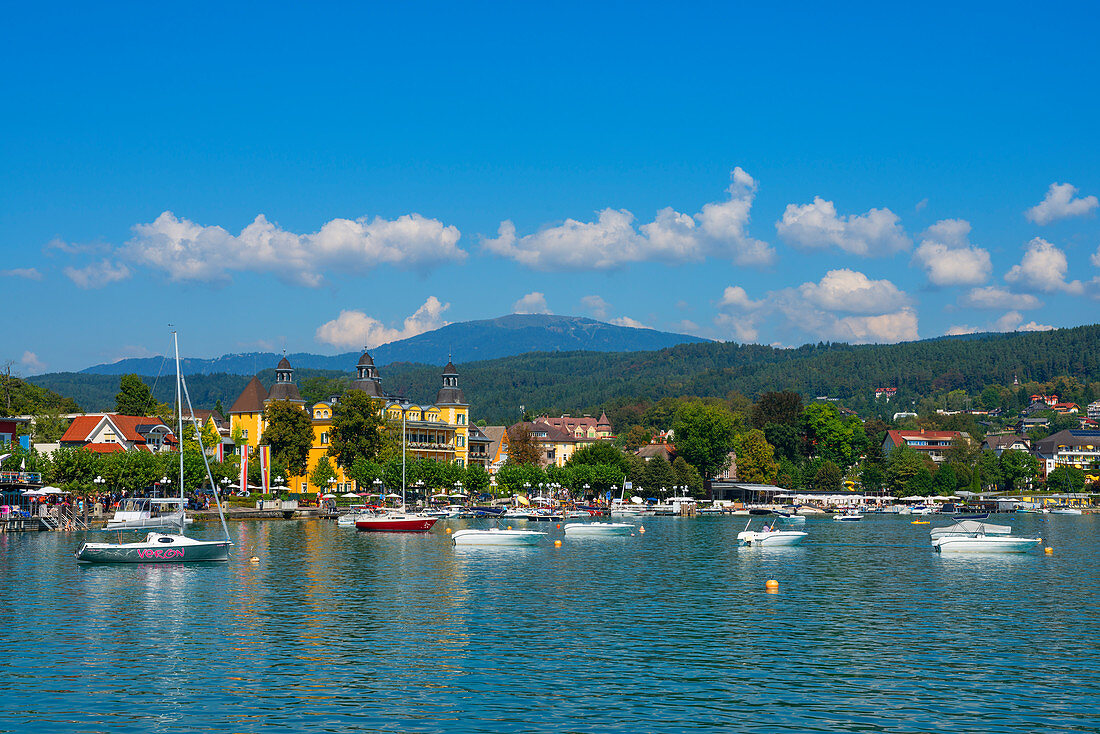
left=3, top=2, right=1100, bottom=374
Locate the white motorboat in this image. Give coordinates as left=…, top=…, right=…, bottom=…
left=929, top=517, right=1039, bottom=553
left=932, top=535, right=1041, bottom=553
left=564, top=509, right=593, bottom=518
left=77, top=531, right=230, bottom=563
left=833, top=512, right=864, bottom=522
left=737, top=518, right=808, bottom=547
left=562, top=522, right=635, bottom=536
left=910, top=505, right=935, bottom=515
left=1049, top=507, right=1083, bottom=515
left=929, top=519, right=1011, bottom=540
left=75, top=331, right=233, bottom=564
left=105, top=497, right=192, bottom=531
left=451, top=528, right=546, bottom=546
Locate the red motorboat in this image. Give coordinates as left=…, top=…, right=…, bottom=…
left=354, top=508, right=438, bottom=533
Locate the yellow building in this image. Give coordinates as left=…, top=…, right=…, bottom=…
left=228, top=352, right=476, bottom=493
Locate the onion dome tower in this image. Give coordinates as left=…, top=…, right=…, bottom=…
left=350, top=350, right=384, bottom=397
left=434, top=359, right=466, bottom=406
left=266, top=356, right=304, bottom=404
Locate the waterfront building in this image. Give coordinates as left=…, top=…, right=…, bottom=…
left=1031, top=429, right=1100, bottom=476
left=498, top=420, right=596, bottom=468
left=1088, top=400, right=1100, bottom=421
left=58, top=414, right=177, bottom=454
left=228, top=352, right=474, bottom=493
left=882, top=429, right=970, bottom=463
left=534, top=413, right=614, bottom=441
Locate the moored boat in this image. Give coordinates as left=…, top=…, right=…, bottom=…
left=562, top=522, right=634, bottom=536
left=833, top=512, right=864, bottom=522
left=77, top=532, right=230, bottom=563
left=928, top=517, right=1039, bottom=553
left=451, top=528, right=546, bottom=546
left=354, top=508, right=438, bottom=532
left=737, top=517, right=808, bottom=547
left=105, top=497, right=192, bottom=531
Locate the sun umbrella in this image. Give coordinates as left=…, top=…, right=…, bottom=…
left=321, top=493, right=337, bottom=499
left=40, top=487, right=65, bottom=495
left=385, top=492, right=402, bottom=499
left=340, top=492, right=360, bottom=498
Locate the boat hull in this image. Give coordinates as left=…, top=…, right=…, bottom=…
left=932, top=536, right=1040, bottom=553
left=451, top=529, right=546, bottom=546
left=76, top=533, right=231, bottom=563
left=738, top=530, right=808, bottom=547
left=355, top=514, right=438, bottom=532
left=562, top=522, right=635, bottom=536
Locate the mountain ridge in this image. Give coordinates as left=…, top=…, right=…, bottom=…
left=78, top=314, right=710, bottom=376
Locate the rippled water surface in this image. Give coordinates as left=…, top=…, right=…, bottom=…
left=1, top=514, right=1098, bottom=733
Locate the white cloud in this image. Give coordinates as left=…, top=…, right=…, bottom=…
left=912, top=219, right=992, bottom=286
left=609, top=316, right=650, bottom=329
left=512, top=292, right=551, bottom=315
left=718, top=285, right=763, bottom=310
left=1026, top=182, right=1098, bottom=225
left=959, top=286, right=1042, bottom=310
left=775, top=196, right=910, bottom=256
left=315, top=297, right=451, bottom=350
left=797, top=269, right=912, bottom=315
left=946, top=325, right=980, bottom=336
left=124, top=211, right=464, bottom=286
left=1091, top=246, right=1100, bottom=268
left=63, top=259, right=132, bottom=289
left=714, top=312, right=761, bottom=342
left=832, top=309, right=920, bottom=343
left=580, top=295, right=610, bottom=319
left=0, top=268, right=42, bottom=280
left=483, top=167, right=774, bottom=270
left=993, top=311, right=1054, bottom=332
left=20, top=351, right=45, bottom=374
left=1004, top=237, right=1083, bottom=294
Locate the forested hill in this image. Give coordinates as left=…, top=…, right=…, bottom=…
left=77, top=315, right=710, bottom=376
left=0, top=375, right=81, bottom=415
left=29, top=324, right=1100, bottom=422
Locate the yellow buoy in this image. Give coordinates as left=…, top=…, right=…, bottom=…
left=507, top=525, right=512, bottom=530
left=638, top=525, right=646, bottom=534
left=554, top=539, right=562, bottom=547
left=765, top=579, right=779, bottom=591
left=1045, top=547, right=1053, bottom=554
left=556, top=523, right=561, bottom=529
left=445, top=527, right=452, bottom=533
left=249, top=556, right=259, bottom=564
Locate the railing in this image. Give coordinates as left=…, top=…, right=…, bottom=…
left=0, top=471, right=43, bottom=484
left=60, top=506, right=88, bottom=531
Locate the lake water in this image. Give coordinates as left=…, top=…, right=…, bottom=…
left=0, top=514, right=1097, bottom=733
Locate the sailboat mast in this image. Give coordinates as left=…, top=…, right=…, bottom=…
left=173, top=330, right=185, bottom=534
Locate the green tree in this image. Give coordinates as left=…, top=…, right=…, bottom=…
left=908, top=466, right=934, bottom=495
left=751, top=391, right=803, bottom=429
left=495, top=462, right=546, bottom=493
left=859, top=462, right=884, bottom=493
left=885, top=445, right=931, bottom=495
left=735, top=429, right=779, bottom=484
left=261, top=401, right=313, bottom=477
left=671, top=401, right=738, bottom=480
left=347, top=457, right=383, bottom=491
left=328, top=390, right=385, bottom=469
left=309, top=455, right=337, bottom=492
left=763, top=422, right=801, bottom=462
left=624, top=453, right=647, bottom=487
left=642, top=455, right=677, bottom=495
left=1045, top=466, right=1086, bottom=493
left=32, top=409, right=69, bottom=442
left=115, top=374, right=155, bottom=415
left=976, top=450, right=1002, bottom=491
left=801, top=403, right=867, bottom=470
left=567, top=442, right=628, bottom=475
left=932, top=463, right=957, bottom=495
left=464, top=463, right=491, bottom=495
left=999, top=449, right=1039, bottom=492
left=812, top=460, right=842, bottom=492
left=672, top=456, right=705, bottom=497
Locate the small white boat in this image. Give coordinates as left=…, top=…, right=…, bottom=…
left=1049, top=507, right=1083, bottom=515
left=564, top=510, right=592, bottom=518
left=932, top=535, right=1041, bottom=553
left=77, top=531, right=231, bottom=563
left=737, top=518, right=808, bottom=547
left=105, top=497, right=192, bottom=531
left=910, top=506, right=935, bottom=515
left=451, top=528, right=546, bottom=546
left=562, top=522, right=635, bottom=536
left=833, top=512, right=864, bottom=522
left=929, top=519, right=1011, bottom=540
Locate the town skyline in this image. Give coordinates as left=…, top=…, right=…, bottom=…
left=3, top=3, right=1099, bottom=374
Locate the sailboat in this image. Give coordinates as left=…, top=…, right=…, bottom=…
left=75, top=332, right=233, bottom=563
left=354, top=400, right=438, bottom=533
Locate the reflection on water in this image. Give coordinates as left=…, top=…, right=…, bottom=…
left=0, top=515, right=1097, bottom=732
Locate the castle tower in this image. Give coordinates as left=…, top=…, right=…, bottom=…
left=266, top=356, right=304, bottom=405
left=350, top=350, right=384, bottom=397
